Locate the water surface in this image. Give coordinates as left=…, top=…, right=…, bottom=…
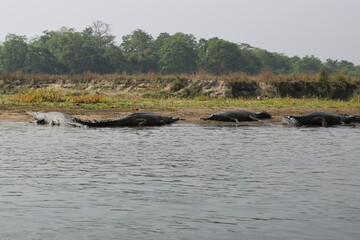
left=1, top=122, right=359, bottom=239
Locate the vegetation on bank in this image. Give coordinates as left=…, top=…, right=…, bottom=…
left=0, top=71, right=359, bottom=100
left=0, top=21, right=359, bottom=76
left=1, top=88, right=359, bottom=111
left=1, top=70, right=359, bottom=84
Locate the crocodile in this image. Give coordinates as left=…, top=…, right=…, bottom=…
left=27, top=111, right=180, bottom=127
left=81, top=112, right=180, bottom=127
left=27, top=111, right=86, bottom=127
left=201, top=110, right=272, bottom=123
left=282, top=112, right=360, bottom=127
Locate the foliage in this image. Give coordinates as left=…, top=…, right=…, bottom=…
left=158, top=33, right=199, bottom=74
left=11, top=88, right=64, bottom=102
left=121, top=29, right=156, bottom=73
left=6, top=91, right=359, bottom=109
left=201, top=38, right=243, bottom=75
left=350, top=93, right=360, bottom=103
left=0, top=34, right=28, bottom=72
left=0, top=22, right=359, bottom=76
left=71, top=94, right=107, bottom=104
left=292, top=55, right=323, bottom=73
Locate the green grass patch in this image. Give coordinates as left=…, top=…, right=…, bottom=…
left=9, top=88, right=65, bottom=103
left=71, top=94, right=107, bottom=104
left=2, top=88, right=359, bottom=110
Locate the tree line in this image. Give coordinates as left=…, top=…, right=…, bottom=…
left=0, top=21, right=359, bottom=76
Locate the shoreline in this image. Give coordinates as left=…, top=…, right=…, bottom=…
left=1, top=105, right=360, bottom=124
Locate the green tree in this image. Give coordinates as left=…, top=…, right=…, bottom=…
left=103, top=45, right=130, bottom=73
left=348, top=65, right=360, bottom=77
left=0, top=44, right=3, bottom=72
left=153, top=32, right=171, bottom=52
left=25, top=43, right=62, bottom=74
left=292, top=55, right=323, bottom=73
left=82, top=21, right=115, bottom=49
left=201, top=38, right=243, bottom=74
left=253, top=48, right=292, bottom=74
left=323, top=59, right=358, bottom=76
left=237, top=43, right=262, bottom=74
left=121, top=29, right=157, bottom=73
left=0, top=34, right=28, bottom=72
left=25, top=32, right=65, bottom=74
left=158, top=33, right=199, bottom=74
left=323, top=59, right=339, bottom=74
left=81, top=21, right=129, bottom=73
left=43, top=27, right=100, bottom=74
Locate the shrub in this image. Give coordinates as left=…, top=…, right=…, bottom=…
left=350, top=93, right=360, bottom=103
left=11, top=88, right=64, bottom=102
left=71, top=94, right=106, bottom=104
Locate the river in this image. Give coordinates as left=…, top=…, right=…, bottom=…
left=1, top=122, right=359, bottom=240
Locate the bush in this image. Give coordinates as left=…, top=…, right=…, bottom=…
left=11, top=88, right=64, bottom=102
left=71, top=94, right=106, bottom=104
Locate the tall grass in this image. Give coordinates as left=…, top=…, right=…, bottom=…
left=71, top=94, right=107, bottom=104
left=1, top=71, right=359, bottom=84
left=10, top=88, right=65, bottom=102
left=5, top=88, right=359, bottom=110
left=10, top=88, right=108, bottom=104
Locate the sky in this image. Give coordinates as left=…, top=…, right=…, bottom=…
left=1, top=0, right=359, bottom=65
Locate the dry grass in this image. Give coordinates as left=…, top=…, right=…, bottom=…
left=71, top=94, right=107, bottom=104
left=1, top=71, right=359, bottom=84
left=10, top=88, right=65, bottom=103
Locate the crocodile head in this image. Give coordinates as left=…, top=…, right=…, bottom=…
left=27, top=111, right=47, bottom=124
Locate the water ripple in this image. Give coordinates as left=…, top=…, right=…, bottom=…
left=1, top=122, right=360, bottom=239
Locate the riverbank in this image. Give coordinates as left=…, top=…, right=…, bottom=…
left=1, top=104, right=360, bottom=124
left=1, top=72, right=359, bottom=100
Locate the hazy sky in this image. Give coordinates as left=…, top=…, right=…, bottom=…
left=1, top=0, right=359, bottom=64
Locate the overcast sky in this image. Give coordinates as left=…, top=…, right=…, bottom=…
left=1, top=0, right=359, bottom=64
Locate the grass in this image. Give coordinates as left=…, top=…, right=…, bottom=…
left=1, top=71, right=359, bottom=84
left=2, top=88, right=359, bottom=111
left=7, top=88, right=109, bottom=105
left=9, top=88, right=65, bottom=103
left=71, top=94, right=107, bottom=104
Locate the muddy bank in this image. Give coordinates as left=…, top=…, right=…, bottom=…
left=2, top=105, right=360, bottom=125
left=1, top=76, right=359, bottom=100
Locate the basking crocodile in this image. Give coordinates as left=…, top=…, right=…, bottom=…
left=27, top=111, right=86, bottom=127
left=27, top=111, right=180, bottom=127
left=282, top=112, right=360, bottom=127
left=82, top=112, right=180, bottom=127
left=201, top=110, right=272, bottom=123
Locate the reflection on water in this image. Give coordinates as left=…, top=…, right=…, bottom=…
left=1, top=122, right=360, bottom=240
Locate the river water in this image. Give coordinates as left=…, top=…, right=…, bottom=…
left=0, top=122, right=359, bottom=240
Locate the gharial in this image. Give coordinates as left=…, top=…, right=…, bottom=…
left=282, top=112, right=360, bottom=127
left=201, top=110, right=272, bottom=123
left=27, top=111, right=181, bottom=127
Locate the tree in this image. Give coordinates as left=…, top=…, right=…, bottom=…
left=158, top=33, right=199, bottom=74
left=292, top=55, right=323, bottom=73
left=201, top=38, right=243, bottom=74
left=83, top=20, right=115, bottom=49
left=25, top=42, right=63, bottom=74
left=253, top=48, right=292, bottom=74
left=0, top=34, right=28, bottom=72
left=103, top=45, right=130, bottom=73
left=121, top=29, right=157, bottom=73
left=42, top=27, right=102, bottom=74
left=238, top=43, right=262, bottom=74
left=153, top=32, right=171, bottom=52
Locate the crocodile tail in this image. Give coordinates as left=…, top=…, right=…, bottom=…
left=73, top=118, right=98, bottom=127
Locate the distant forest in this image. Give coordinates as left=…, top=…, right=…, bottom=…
left=1, top=21, right=359, bottom=76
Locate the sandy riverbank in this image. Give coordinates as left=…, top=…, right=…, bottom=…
left=1, top=105, right=360, bottom=124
